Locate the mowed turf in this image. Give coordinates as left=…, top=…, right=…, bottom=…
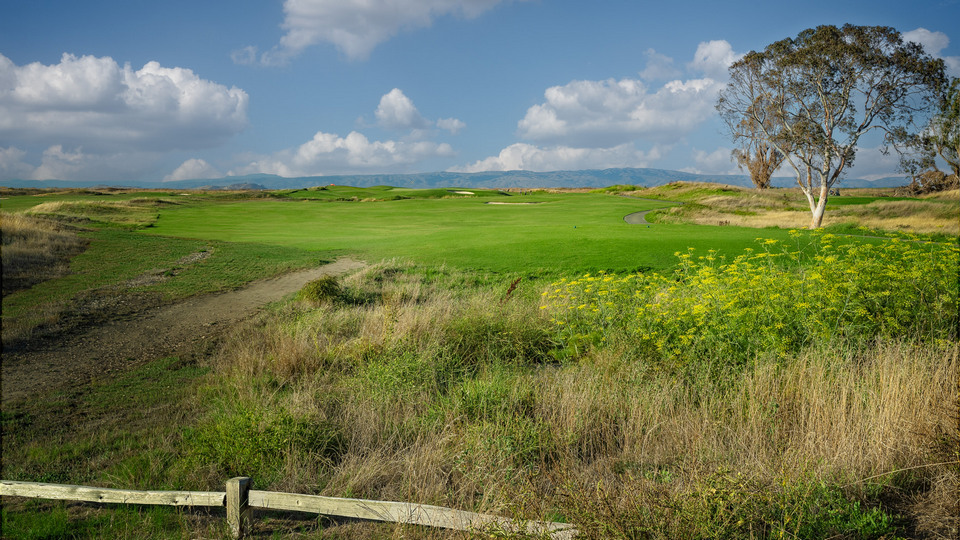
left=145, top=192, right=798, bottom=273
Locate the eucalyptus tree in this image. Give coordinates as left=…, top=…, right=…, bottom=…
left=717, top=24, right=946, bottom=228
left=897, top=77, right=959, bottom=187
left=719, top=53, right=786, bottom=190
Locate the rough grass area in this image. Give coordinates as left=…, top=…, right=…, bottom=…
left=24, top=198, right=182, bottom=228
left=0, top=213, right=88, bottom=296
left=634, top=182, right=959, bottom=236
left=163, top=250, right=954, bottom=537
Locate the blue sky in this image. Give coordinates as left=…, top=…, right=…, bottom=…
left=1, top=0, right=958, bottom=183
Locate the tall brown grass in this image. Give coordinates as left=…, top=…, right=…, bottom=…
left=652, top=191, right=959, bottom=235
left=1, top=212, right=87, bottom=296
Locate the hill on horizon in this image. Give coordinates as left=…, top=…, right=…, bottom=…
left=0, top=167, right=909, bottom=191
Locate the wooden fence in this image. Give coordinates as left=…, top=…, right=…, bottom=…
left=0, top=477, right=577, bottom=539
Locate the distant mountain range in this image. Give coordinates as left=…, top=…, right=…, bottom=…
left=0, top=168, right=910, bottom=191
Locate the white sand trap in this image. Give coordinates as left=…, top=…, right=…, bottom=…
left=485, top=201, right=544, bottom=205
left=452, top=190, right=475, bottom=195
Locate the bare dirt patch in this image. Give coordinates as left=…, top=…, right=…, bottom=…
left=1, top=258, right=366, bottom=406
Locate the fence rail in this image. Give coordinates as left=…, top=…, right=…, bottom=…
left=0, top=478, right=577, bottom=539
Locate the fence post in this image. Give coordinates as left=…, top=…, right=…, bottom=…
left=226, top=477, right=252, bottom=539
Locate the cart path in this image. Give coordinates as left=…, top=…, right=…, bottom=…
left=1, top=258, right=366, bottom=405
left=622, top=194, right=684, bottom=224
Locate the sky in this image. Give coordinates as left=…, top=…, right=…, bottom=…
left=1, top=0, right=958, bottom=183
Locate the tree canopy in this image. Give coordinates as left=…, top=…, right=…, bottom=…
left=896, top=77, right=959, bottom=188
left=717, top=24, right=946, bottom=228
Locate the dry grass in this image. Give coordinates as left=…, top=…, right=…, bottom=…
left=198, top=262, right=958, bottom=537
left=919, top=188, right=959, bottom=201
left=25, top=199, right=178, bottom=227
left=1, top=212, right=88, bottom=296
left=651, top=188, right=959, bottom=234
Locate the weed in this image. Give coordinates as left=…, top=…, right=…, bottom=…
left=297, top=275, right=343, bottom=305
left=182, top=406, right=345, bottom=486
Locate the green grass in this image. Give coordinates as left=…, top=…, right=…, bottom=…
left=1, top=356, right=208, bottom=486
left=143, top=192, right=801, bottom=273
left=824, top=196, right=918, bottom=207
left=1, top=501, right=225, bottom=540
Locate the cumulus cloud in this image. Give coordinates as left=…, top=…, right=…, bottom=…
left=903, top=27, right=960, bottom=77
left=164, top=158, right=223, bottom=182
left=452, top=40, right=742, bottom=173
left=0, top=144, right=165, bottom=182
left=517, top=76, right=726, bottom=148
left=233, top=130, right=455, bottom=176
left=680, top=147, right=740, bottom=175
left=639, top=48, right=681, bottom=81
left=232, top=88, right=461, bottom=176
left=514, top=41, right=738, bottom=150
left=376, top=88, right=430, bottom=130
left=0, top=146, right=34, bottom=179
left=450, top=142, right=665, bottom=173
left=437, top=117, right=465, bottom=134
left=687, top=40, right=741, bottom=80
left=239, top=0, right=515, bottom=64
left=0, top=53, right=249, bottom=152
left=373, top=88, right=464, bottom=136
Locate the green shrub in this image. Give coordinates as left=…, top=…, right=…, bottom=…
left=440, top=310, right=556, bottom=372
left=675, top=471, right=899, bottom=539
left=297, top=275, right=342, bottom=305
left=544, top=231, right=958, bottom=373
left=183, top=407, right=344, bottom=483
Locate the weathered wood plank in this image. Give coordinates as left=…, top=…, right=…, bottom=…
left=0, top=480, right=224, bottom=507
left=248, top=490, right=576, bottom=538
left=226, top=477, right=252, bottom=539
left=0, top=479, right=577, bottom=538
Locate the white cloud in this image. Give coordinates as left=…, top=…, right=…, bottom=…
left=376, top=88, right=430, bottom=130
left=229, top=46, right=260, bottom=66
left=232, top=89, right=461, bottom=176
left=517, top=76, right=726, bottom=148
left=31, top=145, right=88, bottom=180
left=0, top=146, right=34, bottom=180
left=903, top=28, right=960, bottom=77
left=680, top=147, right=739, bottom=175
left=454, top=40, right=742, bottom=174
left=903, top=28, right=950, bottom=56
left=639, top=48, right=680, bottom=81
left=233, top=130, right=455, bottom=176
left=6, top=145, right=162, bottom=181
left=437, top=117, right=465, bottom=134
left=450, top=142, right=665, bottom=173
left=0, top=53, right=249, bottom=152
left=687, top=40, right=741, bottom=80
left=372, top=88, right=464, bottom=137
left=164, top=158, right=223, bottom=182
left=242, top=0, right=515, bottom=63
left=514, top=40, right=737, bottom=149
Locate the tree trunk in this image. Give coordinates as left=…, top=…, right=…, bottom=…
left=809, top=184, right=830, bottom=228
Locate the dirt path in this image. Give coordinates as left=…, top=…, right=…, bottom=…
left=1, top=258, right=366, bottom=405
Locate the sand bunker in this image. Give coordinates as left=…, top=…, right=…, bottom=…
left=485, top=201, right=544, bottom=205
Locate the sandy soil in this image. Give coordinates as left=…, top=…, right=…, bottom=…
left=1, top=258, right=365, bottom=405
